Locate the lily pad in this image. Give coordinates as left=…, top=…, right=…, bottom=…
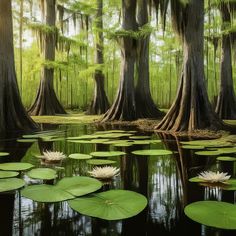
left=113, top=143, right=133, bottom=147
left=217, top=148, right=236, bottom=154
left=0, top=162, right=34, bottom=171
left=56, top=176, right=102, bottom=197
left=21, top=184, right=74, bottom=203
left=216, top=156, right=236, bottom=162
left=69, top=190, right=147, bottom=220
left=17, top=139, right=38, bottom=143
left=69, top=153, right=92, bottom=160
left=0, top=178, right=25, bottom=192
left=0, top=171, right=19, bottom=179
left=0, top=152, right=10, bottom=157
left=129, top=136, right=151, bottom=140
left=90, top=151, right=125, bottom=157
left=195, top=151, right=221, bottom=156
left=27, top=168, right=57, bottom=180
left=90, top=139, right=110, bottom=144
left=132, top=149, right=172, bottom=156
left=181, top=145, right=205, bottom=150
left=86, top=159, right=116, bottom=165
left=184, top=201, right=236, bottom=229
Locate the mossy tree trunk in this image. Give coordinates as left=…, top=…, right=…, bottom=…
left=87, top=0, right=109, bottom=115
left=135, top=0, right=163, bottom=119
left=28, top=0, right=66, bottom=115
left=0, top=0, right=38, bottom=136
left=102, top=0, right=137, bottom=121
left=156, top=0, right=223, bottom=132
left=215, top=3, right=236, bottom=119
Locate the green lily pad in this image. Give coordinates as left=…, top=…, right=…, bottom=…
left=0, top=162, right=34, bottom=171
left=27, top=168, right=57, bottom=180
left=216, top=156, right=236, bottom=161
left=56, top=176, right=102, bottom=197
left=17, top=139, right=38, bottom=143
left=181, top=145, right=205, bottom=150
left=129, top=136, right=151, bottom=140
left=67, top=135, right=100, bottom=140
left=69, top=190, right=147, bottom=220
left=69, top=153, right=92, bottom=160
left=113, top=143, right=133, bottom=147
left=184, top=201, right=236, bottom=229
left=90, top=139, right=110, bottom=144
left=0, top=171, right=19, bottom=179
left=21, top=184, right=74, bottom=203
left=217, top=148, right=236, bottom=154
left=86, top=159, right=116, bottom=165
left=68, top=140, right=94, bottom=144
left=189, top=177, right=205, bottom=183
left=90, top=151, right=125, bottom=157
left=195, top=151, right=221, bottom=156
left=0, top=178, right=25, bottom=192
left=0, top=152, right=10, bottom=157
left=132, top=149, right=172, bottom=156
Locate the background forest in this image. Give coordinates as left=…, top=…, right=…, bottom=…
left=13, top=0, right=230, bottom=111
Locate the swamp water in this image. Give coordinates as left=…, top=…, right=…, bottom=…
left=0, top=123, right=236, bottom=236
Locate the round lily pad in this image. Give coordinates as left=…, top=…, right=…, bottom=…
left=0, top=171, right=19, bottom=179
left=181, top=145, right=205, bottom=150
left=69, top=153, right=92, bottom=160
left=17, top=139, right=38, bottom=143
left=0, top=162, right=34, bottom=171
left=132, top=149, right=172, bottom=156
left=184, top=201, right=236, bottom=229
left=27, top=168, right=57, bottom=180
left=195, top=151, right=221, bottom=156
left=0, top=152, right=10, bottom=157
left=0, top=178, right=25, bottom=192
left=68, top=190, right=147, bottom=220
left=90, top=151, right=126, bottom=157
left=21, top=184, right=74, bottom=203
left=90, top=139, right=110, bottom=144
left=216, top=156, right=236, bottom=162
left=56, top=176, right=102, bottom=197
left=86, top=159, right=116, bottom=165
left=113, top=143, right=133, bottom=147
left=129, top=136, right=151, bottom=140
left=217, top=148, right=236, bottom=154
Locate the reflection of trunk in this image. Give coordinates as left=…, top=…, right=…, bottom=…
left=87, top=0, right=109, bottom=115
left=28, top=0, right=66, bottom=115
left=156, top=0, right=223, bottom=131
left=102, top=0, right=137, bottom=121
left=0, top=0, right=37, bottom=136
left=215, top=3, right=236, bottom=119
left=135, top=0, right=163, bottom=119
left=0, top=194, right=15, bottom=236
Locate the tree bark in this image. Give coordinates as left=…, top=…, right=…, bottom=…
left=156, top=0, right=223, bottom=132
left=28, top=0, right=66, bottom=115
left=102, top=0, right=137, bottom=121
left=135, top=0, right=164, bottom=119
left=215, top=3, right=236, bottom=119
left=87, top=0, right=109, bottom=115
left=0, top=0, right=38, bottom=136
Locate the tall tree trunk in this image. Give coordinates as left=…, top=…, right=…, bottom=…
left=102, top=0, right=137, bottom=121
left=0, top=0, right=38, bottom=136
left=28, top=0, right=66, bottom=115
left=135, top=0, right=164, bottom=119
left=156, top=0, right=223, bottom=132
left=215, top=3, right=236, bottom=119
left=19, top=0, right=23, bottom=95
left=87, top=0, right=109, bottom=115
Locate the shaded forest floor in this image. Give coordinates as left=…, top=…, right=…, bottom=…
left=30, top=111, right=236, bottom=138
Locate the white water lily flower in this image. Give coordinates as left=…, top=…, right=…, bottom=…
left=42, top=151, right=66, bottom=162
left=198, top=171, right=231, bottom=183
left=88, top=166, right=120, bottom=179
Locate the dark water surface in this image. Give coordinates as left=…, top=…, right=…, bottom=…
left=0, top=123, right=236, bottom=236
